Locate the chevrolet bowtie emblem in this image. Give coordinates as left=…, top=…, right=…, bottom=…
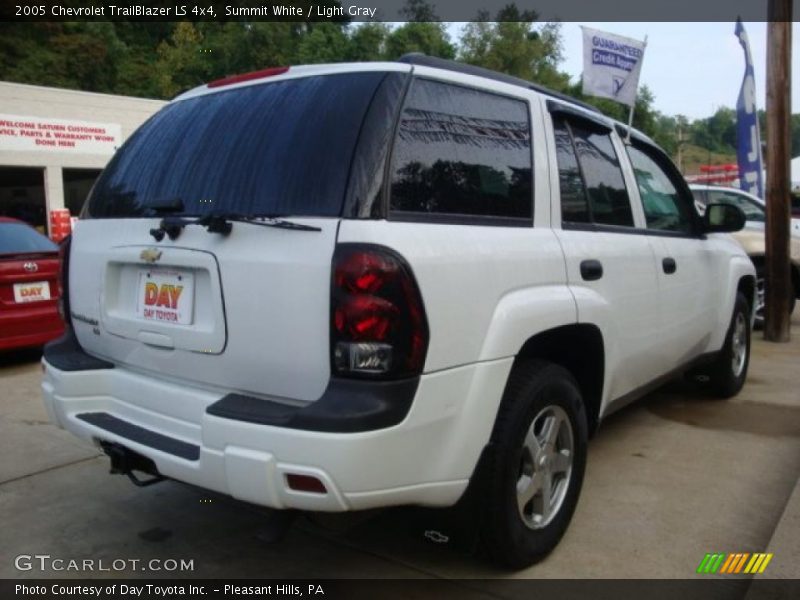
left=140, top=248, right=162, bottom=263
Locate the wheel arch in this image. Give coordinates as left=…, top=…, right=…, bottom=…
left=511, top=323, right=605, bottom=436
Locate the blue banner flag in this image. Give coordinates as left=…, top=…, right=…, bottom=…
left=735, top=20, right=764, bottom=198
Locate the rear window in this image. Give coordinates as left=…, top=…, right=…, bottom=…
left=86, top=72, right=388, bottom=218
left=0, top=222, right=57, bottom=254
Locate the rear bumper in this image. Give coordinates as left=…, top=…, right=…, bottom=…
left=42, top=345, right=512, bottom=512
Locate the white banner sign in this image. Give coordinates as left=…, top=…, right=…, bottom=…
left=581, top=26, right=647, bottom=107
left=0, top=114, right=121, bottom=155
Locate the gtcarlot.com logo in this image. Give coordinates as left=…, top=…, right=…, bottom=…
left=697, top=552, right=774, bottom=575
left=14, top=554, right=194, bottom=573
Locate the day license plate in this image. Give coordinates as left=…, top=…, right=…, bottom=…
left=13, top=281, right=50, bottom=303
left=135, top=268, right=195, bottom=325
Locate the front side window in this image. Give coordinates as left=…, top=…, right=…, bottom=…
left=389, top=78, right=532, bottom=222
left=707, top=190, right=765, bottom=222
left=553, top=117, right=633, bottom=228
left=627, top=145, right=695, bottom=233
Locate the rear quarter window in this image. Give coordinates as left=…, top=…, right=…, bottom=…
left=389, top=78, right=533, bottom=224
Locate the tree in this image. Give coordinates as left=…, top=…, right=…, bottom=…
left=154, top=23, right=208, bottom=98
left=459, top=7, right=569, bottom=90
left=347, top=23, right=390, bottom=61
left=297, top=23, right=350, bottom=64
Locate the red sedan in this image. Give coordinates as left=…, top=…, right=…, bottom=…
left=0, top=217, right=65, bottom=351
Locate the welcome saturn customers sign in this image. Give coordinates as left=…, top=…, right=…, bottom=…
left=0, top=113, right=121, bottom=155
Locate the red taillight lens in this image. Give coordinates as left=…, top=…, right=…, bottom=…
left=207, top=66, right=290, bottom=88
left=331, top=245, right=428, bottom=379
left=57, top=235, right=71, bottom=325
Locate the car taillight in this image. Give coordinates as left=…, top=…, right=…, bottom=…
left=207, top=66, right=290, bottom=88
left=331, top=245, right=428, bottom=379
left=57, top=234, right=71, bottom=325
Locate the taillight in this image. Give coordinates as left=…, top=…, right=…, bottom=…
left=331, top=245, right=428, bottom=379
left=57, top=234, right=71, bottom=325
left=207, top=66, right=290, bottom=88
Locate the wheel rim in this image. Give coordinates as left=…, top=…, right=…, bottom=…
left=755, top=277, right=765, bottom=325
left=731, top=311, right=748, bottom=378
left=516, top=405, right=574, bottom=530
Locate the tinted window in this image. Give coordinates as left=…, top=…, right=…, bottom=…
left=0, top=222, right=57, bottom=254
left=627, top=145, right=694, bottom=233
left=86, top=73, right=386, bottom=218
left=390, top=79, right=532, bottom=221
left=707, top=190, right=765, bottom=222
left=569, top=122, right=633, bottom=227
left=553, top=119, right=591, bottom=223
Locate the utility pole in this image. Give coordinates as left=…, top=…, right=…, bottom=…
left=764, top=0, right=793, bottom=342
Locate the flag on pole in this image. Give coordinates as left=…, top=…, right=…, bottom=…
left=734, top=19, right=764, bottom=198
left=581, top=26, right=647, bottom=107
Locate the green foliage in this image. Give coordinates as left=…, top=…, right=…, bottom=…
left=459, top=8, right=569, bottom=91
left=1, top=3, right=798, bottom=162
left=383, top=22, right=456, bottom=60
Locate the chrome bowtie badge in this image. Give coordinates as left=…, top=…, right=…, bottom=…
left=140, top=248, right=162, bottom=264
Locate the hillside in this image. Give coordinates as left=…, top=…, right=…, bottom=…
left=676, top=144, right=737, bottom=177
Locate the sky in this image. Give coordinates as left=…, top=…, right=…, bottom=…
left=446, top=22, right=800, bottom=120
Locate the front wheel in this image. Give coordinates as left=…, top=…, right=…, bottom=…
left=480, top=360, right=588, bottom=569
left=697, top=292, right=751, bottom=398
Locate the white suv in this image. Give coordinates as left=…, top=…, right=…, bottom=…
left=42, top=55, right=755, bottom=568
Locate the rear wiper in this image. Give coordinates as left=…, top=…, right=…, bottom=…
left=219, top=213, right=322, bottom=233
left=144, top=197, right=185, bottom=216
left=149, top=213, right=320, bottom=241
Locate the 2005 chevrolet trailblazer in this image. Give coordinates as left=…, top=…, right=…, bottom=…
left=42, top=56, right=754, bottom=567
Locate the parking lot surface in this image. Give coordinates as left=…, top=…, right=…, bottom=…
left=1, top=313, right=799, bottom=581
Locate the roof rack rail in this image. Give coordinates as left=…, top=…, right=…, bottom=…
left=397, top=53, right=602, bottom=115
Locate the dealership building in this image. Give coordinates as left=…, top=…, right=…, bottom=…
left=0, top=81, right=165, bottom=235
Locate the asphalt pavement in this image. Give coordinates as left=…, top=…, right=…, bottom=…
left=1, top=313, right=798, bottom=582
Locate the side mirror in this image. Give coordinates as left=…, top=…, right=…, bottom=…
left=702, top=203, right=746, bottom=233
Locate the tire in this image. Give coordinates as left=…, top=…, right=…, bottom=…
left=480, top=360, right=588, bottom=569
left=754, top=263, right=796, bottom=328
left=697, top=292, right=751, bottom=399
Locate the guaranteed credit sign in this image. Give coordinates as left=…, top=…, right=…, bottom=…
left=0, top=114, right=121, bottom=155
left=581, top=26, right=647, bottom=107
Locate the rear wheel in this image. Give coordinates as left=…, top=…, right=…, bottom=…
left=480, top=360, right=588, bottom=568
left=695, top=292, right=751, bottom=399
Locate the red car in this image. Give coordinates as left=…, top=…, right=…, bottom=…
left=0, top=217, right=65, bottom=351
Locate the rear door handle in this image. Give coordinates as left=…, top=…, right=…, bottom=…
left=662, top=257, right=677, bottom=274
left=580, top=259, right=603, bottom=281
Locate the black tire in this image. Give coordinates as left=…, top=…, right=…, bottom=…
left=480, top=360, right=588, bottom=569
left=697, top=292, right=751, bottom=399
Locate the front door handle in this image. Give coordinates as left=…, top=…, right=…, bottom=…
left=662, top=257, right=677, bottom=274
left=580, top=259, right=603, bottom=281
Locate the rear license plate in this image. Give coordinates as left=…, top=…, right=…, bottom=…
left=135, top=268, right=195, bottom=325
left=13, top=281, right=50, bottom=303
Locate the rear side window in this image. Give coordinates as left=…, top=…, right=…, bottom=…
left=86, top=72, right=387, bottom=218
left=553, top=117, right=633, bottom=228
left=0, top=222, right=57, bottom=254
left=389, top=78, right=532, bottom=223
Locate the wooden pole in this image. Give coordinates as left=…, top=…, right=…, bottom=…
left=764, top=0, right=793, bottom=342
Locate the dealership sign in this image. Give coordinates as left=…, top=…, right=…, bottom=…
left=0, top=114, right=121, bottom=155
